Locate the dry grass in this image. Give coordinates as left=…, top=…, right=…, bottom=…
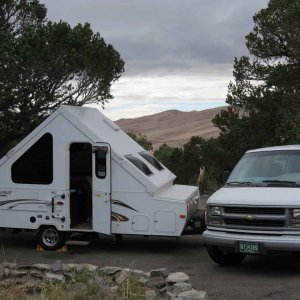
left=0, top=271, right=147, bottom=300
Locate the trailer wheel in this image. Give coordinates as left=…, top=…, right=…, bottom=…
left=206, top=245, right=246, bottom=266
left=37, top=226, right=65, bottom=251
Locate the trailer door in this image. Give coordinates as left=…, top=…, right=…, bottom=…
left=92, top=144, right=111, bottom=234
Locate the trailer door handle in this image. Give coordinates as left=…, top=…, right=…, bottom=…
left=51, top=197, right=54, bottom=213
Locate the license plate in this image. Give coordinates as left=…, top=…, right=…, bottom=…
left=238, top=241, right=260, bottom=254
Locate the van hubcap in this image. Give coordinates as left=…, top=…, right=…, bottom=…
left=42, top=228, right=59, bottom=247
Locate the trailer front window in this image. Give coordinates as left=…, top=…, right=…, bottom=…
left=11, top=133, right=53, bottom=184
left=125, top=154, right=153, bottom=176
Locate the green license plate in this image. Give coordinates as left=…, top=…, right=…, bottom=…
left=238, top=241, right=260, bottom=254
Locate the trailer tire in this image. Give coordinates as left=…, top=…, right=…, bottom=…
left=37, top=226, right=66, bottom=251
left=206, top=245, right=246, bottom=266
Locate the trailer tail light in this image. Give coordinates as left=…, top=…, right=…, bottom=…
left=56, top=201, right=64, bottom=206
left=179, top=214, right=186, bottom=219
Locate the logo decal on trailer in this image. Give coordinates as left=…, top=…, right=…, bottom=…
left=0, top=191, right=12, bottom=197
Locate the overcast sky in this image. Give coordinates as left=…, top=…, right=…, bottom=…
left=42, top=0, right=268, bottom=120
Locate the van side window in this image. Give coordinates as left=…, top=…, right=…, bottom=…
left=125, top=154, right=153, bottom=176
left=139, top=151, right=164, bottom=171
left=95, top=147, right=107, bottom=179
left=11, top=133, right=53, bottom=184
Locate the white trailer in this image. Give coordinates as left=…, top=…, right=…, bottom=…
left=0, top=106, right=202, bottom=250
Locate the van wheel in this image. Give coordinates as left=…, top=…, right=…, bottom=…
left=206, top=245, right=246, bottom=266
left=37, top=226, right=65, bottom=250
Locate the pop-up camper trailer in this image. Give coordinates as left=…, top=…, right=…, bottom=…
left=0, top=106, right=202, bottom=250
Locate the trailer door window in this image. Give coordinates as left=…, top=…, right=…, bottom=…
left=125, top=154, right=153, bottom=176
left=11, top=133, right=53, bottom=184
left=95, top=147, right=107, bottom=179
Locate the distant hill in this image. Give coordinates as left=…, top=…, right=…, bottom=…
left=116, top=106, right=226, bottom=149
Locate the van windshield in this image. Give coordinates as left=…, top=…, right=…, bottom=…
left=227, top=150, right=300, bottom=187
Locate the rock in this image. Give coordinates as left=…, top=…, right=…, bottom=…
left=177, top=289, right=208, bottom=300
left=51, top=260, right=63, bottom=272
left=29, top=270, right=44, bottom=279
left=0, top=265, right=4, bottom=279
left=145, top=289, right=157, bottom=300
left=16, top=279, right=41, bottom=293
left=66, top=263, right=83, bottom=272
left=110, top=285, right=119, bottom=293
left=149, top=268, right=168, bottom=288
left=166, top=291, right=177, bottom=300
left=16, top=265, right=32, bottom=270
left=169, top=282, right=192, bottom=295
left=166, top=272, right=190, bottom=284
left=11, top=270, right=27, bottom=277
left=99, top=266, right=121, bottom=276
left=4, top=268, right=10, bottom=277
left=149, top=274, right=165, bottom=288
left=150, top=268, right=169, bottom=278
left=115, top=270, right=127, bottom=285
left=84, top=264, right=98, bottom=272
left=138, top=277, right=148, bottom=285
left=45, top=273, right=65, bottom=282
left=33, top=264, right=51, bottom=271
left=2, top=262, right=17, bottom=269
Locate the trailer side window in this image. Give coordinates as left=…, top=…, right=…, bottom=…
left=11, top=133, right=53, bottom=184
left=139, top=151, right=164, bottom=171
left=125, top=154, right=153, bottom=176
left=95, top=147, right=107, bottom=179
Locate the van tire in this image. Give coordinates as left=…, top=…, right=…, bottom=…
left=206, top=245, right=246, bottom=266
left=37, top=226, right=66, bottom=251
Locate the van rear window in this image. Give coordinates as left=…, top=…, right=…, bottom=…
left=125, top=154, right=153, bottom=176
left=139, top=151, right=164, bottom=171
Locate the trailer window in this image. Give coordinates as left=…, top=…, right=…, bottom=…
left=125, top=154, right=153, bottom=176
left=11, top=133, right=53, bottom=184
left=95, top=147, right=107, bottom=179
left=139, top=151, right=164, bottom=171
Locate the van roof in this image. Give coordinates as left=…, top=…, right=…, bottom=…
left=247, top=145, right=300, bottom=153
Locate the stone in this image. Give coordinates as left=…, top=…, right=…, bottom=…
left=16, top=265, right=32, bottom=270
left=149, top=274, right=165, bottom=288
left=169, top=282, right=192, bottom=295
left=166, top=272, right=190, bottom=284
left=145, top=289, right=157, bottom=300
left=33, top=264, right=51, bottom=271
left=2, top=262, right=17, bottom=269
left=17, top=279, right=41, bottom=293
left=166, top=291, right=177, bottom=300
left=29, top=270, right=44, bottom=279
left=0, top=265, right=4, bottom=279
left=51, top=260, right=63, bottom=272
left=115, top=270, right=127, bottom=285
left=84, top=264, right=98, bottom=272
left=177, top=289, right=208, bottom=300
left=99, top=266, right=121, bottom=276
left=45, top=272, right=65, bottom=283
left=138, top=277, right=148, bottom=285
left=4, top=268, right=10, bottom=277
left=11, top=270, right=27, bottom=277
left=110, top=285, right=119, bottom=293
left=150, top=268, right=169, bottom=278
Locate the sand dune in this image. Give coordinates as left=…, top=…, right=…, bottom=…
left=116, top=106, right=226, bottom=149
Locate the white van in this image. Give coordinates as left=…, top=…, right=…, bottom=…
left=0, top=106, right=203, bottom=250
left=203, top=145, right=300, bottom=265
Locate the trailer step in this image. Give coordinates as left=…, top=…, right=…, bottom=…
left=66, top=240, right=90, bottom=246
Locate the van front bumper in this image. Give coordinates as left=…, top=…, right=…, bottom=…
left=203, top=229, right=300, bottom=252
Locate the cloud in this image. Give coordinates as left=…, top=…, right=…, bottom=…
left=42, top=0, right=268, bottom=119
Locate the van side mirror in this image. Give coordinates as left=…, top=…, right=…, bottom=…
left=223, top=170, right=230, bottom=183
